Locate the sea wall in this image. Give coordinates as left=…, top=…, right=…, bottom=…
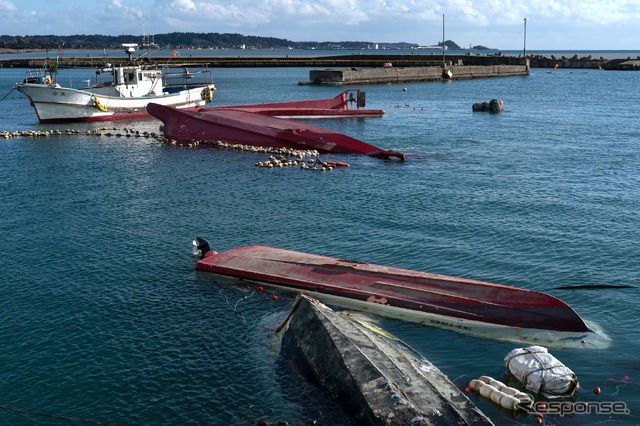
left=304, top=64, right=529, bottom=85
left=1, top=53, right=637, bottom=70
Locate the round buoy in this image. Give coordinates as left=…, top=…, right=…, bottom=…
left=465, top=387, right=472, bottom=393
left=272, top=295, right=278, bottom=301
left=257, top=287, right=264, bottom=291
left=594, top=387, right=601, bottom=394
left=402, top=88, right=407, bottom=91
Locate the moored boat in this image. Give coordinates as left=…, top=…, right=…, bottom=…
left=147, top=102, right=404, bottom=160
left=193, top=241, right=607, bottom=348
left=15, top=44, right=216, bottom=123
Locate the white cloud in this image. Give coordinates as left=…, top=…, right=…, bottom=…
left=170, top=0, right=196, bottom=12
left=1, top=0, right=640, bottom=48
left=0, top=0, right=17, bottom=12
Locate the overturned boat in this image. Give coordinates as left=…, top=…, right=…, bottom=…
left=148, top=102, right=404, bottom=160
left=278, top=295, right=494, bottom=425
left=217, top=89, right=384, bottom=118
left=194, top=241, right=606, bottom=348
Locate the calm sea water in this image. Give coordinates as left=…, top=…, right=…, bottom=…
left=1, top=60, right=639, bottom=425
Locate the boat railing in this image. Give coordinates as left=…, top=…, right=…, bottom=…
left=345, top=89, right=367, bottom=109
left=21, top=68, right=54, bottom=84
left=163, top=68, right=214, bottom=89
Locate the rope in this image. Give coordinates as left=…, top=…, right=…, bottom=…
left=0, top=405, right=113, bottom=425
left=0, top=87, right=16, bottom=104
left=222, top=289, right=256, bottom=321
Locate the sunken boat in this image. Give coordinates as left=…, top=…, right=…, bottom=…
left=193, top=241, right=603, bottom=348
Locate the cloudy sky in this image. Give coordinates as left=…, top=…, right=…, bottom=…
left=2, top=0, right=639, bottom=50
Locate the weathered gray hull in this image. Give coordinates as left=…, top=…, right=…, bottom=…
left=280, top=295, right=494, bottom=425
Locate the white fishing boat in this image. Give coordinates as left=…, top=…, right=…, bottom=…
left=15, top=44, right=215, bottom=123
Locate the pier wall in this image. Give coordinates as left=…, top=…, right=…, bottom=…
left=305, top=64, right=529, bottom=85
left=2, top=53, right=636, bottom=70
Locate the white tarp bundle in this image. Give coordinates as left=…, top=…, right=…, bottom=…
left=504, top=346, right=578, bottom=398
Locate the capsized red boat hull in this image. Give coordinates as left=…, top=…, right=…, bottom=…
left=147, top=102, right=404, bottom=160
left=216, top=90, right=384, bottom=118
left=195, top=245, right=596, bottom=345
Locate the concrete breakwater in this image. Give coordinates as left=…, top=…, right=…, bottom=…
left=527, top=53, right=640, bottom=70
left=0, top=53, right=518, bottom=69
left=1, top=52, right=636, bottom=69
left=301, top=63, right=529, bottom=85
left=2, top=52, right=638, bottom=73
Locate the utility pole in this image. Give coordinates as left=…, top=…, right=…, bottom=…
left=523, top=18, right=527, bottom=58
left=442, top=13, right=446, bottom=68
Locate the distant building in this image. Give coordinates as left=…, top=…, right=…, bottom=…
left=416, top=45, right=447, bottom=50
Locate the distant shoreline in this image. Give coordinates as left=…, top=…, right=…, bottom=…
left=1, top=47, right=639, bottom=63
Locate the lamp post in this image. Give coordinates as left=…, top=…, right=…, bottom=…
left=442, top=13, right=446, bottom=68
left=523, top=18, right=527, bottom=58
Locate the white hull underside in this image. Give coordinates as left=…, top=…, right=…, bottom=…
left=199, top=272, right=611, bottom=349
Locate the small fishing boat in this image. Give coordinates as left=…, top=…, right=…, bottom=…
left=15, top=44, right=215, bottom=123
left=279, top=295, right=494, bottom=425
left=147, top=102, right=404, bottom=160
left=193, top=241, right=604, bottom=347
left=217, top=89, right=384, bottom=118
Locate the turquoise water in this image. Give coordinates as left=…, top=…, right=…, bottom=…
left=1, top=64, right=639, bottom=424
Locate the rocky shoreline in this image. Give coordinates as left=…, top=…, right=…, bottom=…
left=527, top=53, right=640, bottom=70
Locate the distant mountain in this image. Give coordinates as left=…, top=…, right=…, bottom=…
left=0, top=33, right=477, bottom=51
left=471, top=45, right=496, bottom=50
left=0, top=33, right=423, bottom=51
left=441, top=40, right=462, bottom=50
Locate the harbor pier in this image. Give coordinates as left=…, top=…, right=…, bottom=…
left=0, top=53, right=529, bottom=69
left=301, top=63, right=529, bottom=85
